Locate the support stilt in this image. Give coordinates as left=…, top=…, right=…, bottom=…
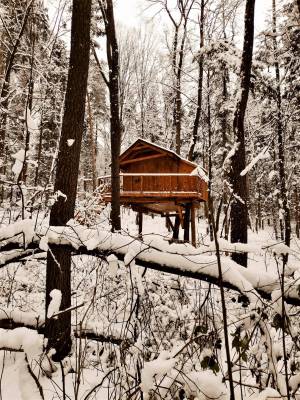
left=173, top=215, right=180, bottom=240
left=191, top=202, right=196, bottom=247
left=184, top=204, right=191, bottom=242
left=138, top=212, right=143, bottom=236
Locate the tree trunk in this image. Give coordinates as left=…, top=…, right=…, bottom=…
left=87, top=92, right=97, bottom=191
left=100, top=0, right=121, bottom=231
left=207, top=70, right=213, bottom=242
left=45, top=0, right=91, bottom=361
left=295, top=188, right=300, bottom=238
left=272, top=0, right=291, bottom=249
left=0, top=0, right=33, bottom=161
left=174, top=22, right=187, bottom=155
left=188, top=0, right=204, bottom=161
left=230, top=0, right=255, bottom=267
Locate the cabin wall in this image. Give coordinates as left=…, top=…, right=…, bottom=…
left=119, top=145, right=207, bottom=199
left=178, top=160, right=195, bottom=173
left=121, top=155, right=179, bottom=174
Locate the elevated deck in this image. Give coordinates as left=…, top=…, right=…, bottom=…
left=99, top=173, right=208, bottom=214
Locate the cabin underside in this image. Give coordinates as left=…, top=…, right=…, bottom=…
left=102, top=192, right=204, bottom=213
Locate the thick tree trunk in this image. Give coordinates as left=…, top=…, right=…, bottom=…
left=45, top=0, right=91, bottom=361
left=230, top=0, right=255, bottom=267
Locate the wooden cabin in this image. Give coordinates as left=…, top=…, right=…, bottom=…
left=100, top=138, right=208, bottom=246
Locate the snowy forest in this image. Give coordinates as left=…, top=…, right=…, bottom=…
left=0, top=0, right=300, bottom=399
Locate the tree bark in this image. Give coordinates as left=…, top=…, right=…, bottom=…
left=99, top=0, right=121, bottom=231
left=272, top=0, right=291, bottom=249
left=230, top=0, right=255, bottom=267
left=188, top=0, right=205, bottom=161
left=87, top=92, right=97, bottom=191
left=45, top=0, right=91, bottom=361
left=0, top=0, right=34, bottom=159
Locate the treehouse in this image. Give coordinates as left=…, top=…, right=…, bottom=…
left=100, top=138, right=208, bottom=246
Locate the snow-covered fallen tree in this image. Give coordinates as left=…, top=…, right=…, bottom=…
left=1, top=218, right=300, bottom=306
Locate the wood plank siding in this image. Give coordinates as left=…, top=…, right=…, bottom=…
left=99, top=138, right=208, bottom=213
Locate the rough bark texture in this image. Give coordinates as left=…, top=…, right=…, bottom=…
left=87, top=92, right=97, bottom=191
left=100, top=0, right=121, bottom=231
left=230, top=0, right=255, bottom=267
left=45, top=0, right=91, bottom=361
left=272, top=0, right=291, bottom=249
left=188, top=0, right=204, bottom=161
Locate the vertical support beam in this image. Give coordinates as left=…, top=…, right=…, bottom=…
left=138, top=211, right=143, bottom=236
left=184, top=203, right=191, bottom=242
left=166, top=213, right=173, bottom=232
left=191, top=202, right=196, bottom=247
left=173, top=215, right=180, bottom=240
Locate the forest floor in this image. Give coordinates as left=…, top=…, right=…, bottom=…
left=0, top=207, right=299, bottom=400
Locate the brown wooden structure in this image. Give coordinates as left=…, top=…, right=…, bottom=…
left=100, top=139, right=208, bottom=246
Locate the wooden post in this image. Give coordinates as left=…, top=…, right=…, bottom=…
left=184, top=203, right=191, bottom=242
left=138, top=211, right=143, bottom=236
left=166, top=213, right=174, bottom=232
left=191, top=202, right=196, bottom=247
left=173, top=214, right=180, bottom=240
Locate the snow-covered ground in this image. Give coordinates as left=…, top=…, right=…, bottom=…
left=0, top=206, right=300, bottom=399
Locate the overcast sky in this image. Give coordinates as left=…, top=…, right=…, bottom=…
left=45, top=0, right=273, bottom=48
left=114, top=0, right=272, bottom=33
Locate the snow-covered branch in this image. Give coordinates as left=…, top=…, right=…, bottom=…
left=1, top=219, right=300, bottom=306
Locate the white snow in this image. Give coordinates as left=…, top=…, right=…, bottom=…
left=140, top=351, right=176, bottom=399
left=241, top=147, right=270, bottom=176
left=47, top=289, right=62, bottom=318
left=0, top=327, right=43, bottom=356
left=107, top=253, right=119, bottom=277
left=0, top=308, right=44, bottom=327
left=181, top=370, right=227, bottom=400
left=67, top=139, right=75, bottom=147
left=12, top=149, right=25, bottom=177
left=223, top=141, right=239, bottom=171
left=0, top=218, right=35, bottom=247
left=252, top=387, right=281, bottom=400
left=25, top=108, right=39, bottom=133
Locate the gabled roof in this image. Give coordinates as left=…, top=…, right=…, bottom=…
left=120, top=138, right=197, bottom=168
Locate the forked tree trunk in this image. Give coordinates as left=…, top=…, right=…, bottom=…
left=45, top=0, right=91, bottom=361
left=230, top=0, right=255, bottom=267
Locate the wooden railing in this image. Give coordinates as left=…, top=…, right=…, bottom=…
left=98, top=173, right=206, bottom=197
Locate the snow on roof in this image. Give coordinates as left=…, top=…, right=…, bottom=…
left=121, top=137, right=198, bottom=168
